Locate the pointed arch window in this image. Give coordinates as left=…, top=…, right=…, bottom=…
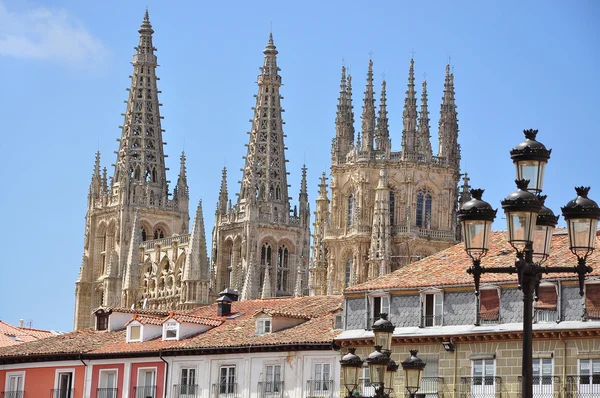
left=154, top=228, right=165, bottom=240
left=260, top=243, right=273, bottom=294
left=141, top=228, right=147, bottom=242
left=389, top=191, right=396, bottom=226
left=416, top=190, right=433, bottom=228
left=345, top=256, right=352, bottom=288
left=277, top=245, right=289, bottom=293
left=347, top=194, right=356, bottom=227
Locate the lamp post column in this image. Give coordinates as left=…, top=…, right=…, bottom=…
left=520, top=245, right=536, bottom=398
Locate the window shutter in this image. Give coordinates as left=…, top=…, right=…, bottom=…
left=585, top=284, right=600, bottom=309
left=536, top=285, right=557, bottom=310
left=479, top=289, right=499, bottom=320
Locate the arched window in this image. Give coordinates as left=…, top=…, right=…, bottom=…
left=141, top=227, right=148, bottom=242
left=389, top=191, right=395, bottom=226
left=260, top=243, right=272, bottom=294
left=154, top=228, right=165, bottom=240
left=416, top=190, right=433, bottom=228
left=277, top=245, right=289, bottom=292
left=347, top=194, right=356, bottom=227
left=345, top=257, right=352, bottom=288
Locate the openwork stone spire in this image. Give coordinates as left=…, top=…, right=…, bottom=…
left=438, top=64, right=460, bottom=167
left=375, top=80, right=390, bottom=153
left=122, top=210, right=141, bottom=307
left=239, top=33, right=289, bottom=208
left=401, top=59, right=418, bottom=159
left=309, top=172, right=330, bottom=296
left=174, top=151, right=189, bottom=205
left=183, top=200, right=209, bottom=282
left=417, top=80, right=433, bottom=160
left=241, top=257, right=257, bottom=301
left=369, top=168, right=391, bottom=277
left=360, top=60, right=376, bottom=152
left=261, top=263, right=273, bottom=299
left=333, top=66, right=355, bottom=163
left=112, top=10, right=168, bottom=204
left=218, top=167, right=228, bottom=215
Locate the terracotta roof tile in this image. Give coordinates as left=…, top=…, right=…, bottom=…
left=125, top=315, right=164, bottom=326
left=0, top=320, right=58, bottom=348
left=346, top=231, right=600, bottom=292
left=0, top=295, right=343, bottom=360
left=168, top=314, right=223, bottom=327
left=253, top=308, right=313, bottom=319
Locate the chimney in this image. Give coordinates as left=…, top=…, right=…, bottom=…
left=19, top=319, right=24, bottom=328
left=219, top=288, right=240, bottom=302
left=216, top=294, right=233, bottom=317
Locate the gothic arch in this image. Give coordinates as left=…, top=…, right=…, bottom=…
left=159, top=255, right=170, bottom=274
left=153, top=222, right=169, bottom=239
left=140, top=220, right=152, bottom=242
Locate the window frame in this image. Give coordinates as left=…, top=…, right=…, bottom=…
left=219, top=365, right=236, bottom=394
left=420, top=289, right=443, bottom=327
left=53, top=368, right=75, bottom=398
left=579, top=358, right=600, bottom=385
left=471, top=359, right=495, bottom=386
left=312, top=362, right=332, bottom=392
left=163, top=320, right=179, bottom=341
left=478, top=286, right=501, bottom=324
left=128, top=323, right=143, bottom=342
left=256, top=317, right=272, bottom=335
left=98, top=369, right=118, bottom=390
left=179, top=366, right=198, bottom=395
left=4, top=371, right=26, bottom=394
left=264, top=363, right=283, bottom=392
left=369, top=292, right=391, bottom=327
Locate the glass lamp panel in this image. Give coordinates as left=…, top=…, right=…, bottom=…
left=370, top=363, right=386, bottom=384
left=463, top=220, right=492, bottom=259
left=343, top=366, right=359, bottom=390
left=404, top=368, right=422, bottom=393
left=385, top=368, right=395, bottom=391
left=516, top=160, right=546, bottom=193
left=374, top=331, right=392, bottom=352
left=568, top=219, right=599, bottom=254
left=532, top=225, right=553, bottom=263
left=506, top=211, right=537, bottom=249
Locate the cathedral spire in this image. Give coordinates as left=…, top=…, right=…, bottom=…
left=375, top=80, right=390, bottom=153
left=239, top=33, right=289, bottom=208
left=175, top=151, right=189, bottom=205
left=360, top=60, right=376, bottom=152
left=241, top=257, right=257, bottom=301
left=333, top=66, right=353, bottom=163
left=438, top=64, right=460, bottom=167
left=90, top=152, right=102, bottom=198
left=309, top=172, right=329, bottom=296
left=401, top=59, right=418, bottom=159
left=417, top=79, right=433, bottom=160
left=261, top=263, right=273, bottom=299
left=182, top=200, right=209, bottom=305
left=112, top=9, right=168, bottom=204
left=369, top=168, right=391, bottom=277
left=218, top=167, right=228, bottom=215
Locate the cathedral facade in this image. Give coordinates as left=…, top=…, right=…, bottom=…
left=309, top=59, right=466, bottom=296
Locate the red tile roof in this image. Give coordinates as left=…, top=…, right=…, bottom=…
left=0, top=320, right=58, bottom=348
left=124, top=315, right=164, bottom=326
left=168, top=314, right=223, bottom=327
left=0, top=295, right=342, bottom=361
left=253, top=308, right=313, bottom=320
left=346, top=230, right=600, bottom=292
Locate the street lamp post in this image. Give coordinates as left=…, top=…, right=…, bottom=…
left=400, top=350, right=426, bottom=398
left=457, top=129, right=600, bottom=398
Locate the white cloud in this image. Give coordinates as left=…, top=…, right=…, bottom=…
left=0, top=1, right=109, bottom=66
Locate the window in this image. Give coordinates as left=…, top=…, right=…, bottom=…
left=533, top=358, right=553, bottom=387
left=535, top=285, right=558, bottom=322
left=55, top=371, right=74, bottom=398
left=471, top=359, right=495, bottom=396
left=370, top=295, right=390, bottom=327
left=164, top=321, right=178, bottom=340
left=129, top=325, right=141, bottom=342
left=334, top=315, right=343, bottom=330
left=219, top=366, right=236, bottom=394
left=347, top=194, right=356, bottom=227
left=389, top=191, right=395, bottom=226
left=420, top=355, right=440, bottom=395
left=264, top=364, right=282, bottom=393
left=137, top=369, right=156, bottom=398
left=99, top=370, right=117, bottom=398
left=345, top=257, right=352, bottom=288
left=416, top=190, right=432, bottom=228
left=361, top=367, right=375, bottom=397
left=96, top=312, right=109, bottom=331
left=5, top=372, right=24, bottom=396
left=256, top=318, right=271, bottom=335
left=479, top=289, right=500, bottom=324
left=313, top=363, right=331, bottom=392
left=178, top=368, right=197, bottom=396
left=421, top=292, right=442, bottom=327
left=277, top=246, right=289, bottom=292
left=579, top=359, right=600, bottom=385
left=585, top=284, right=600, bottom=320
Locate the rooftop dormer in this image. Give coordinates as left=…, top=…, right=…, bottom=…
left=253, top=308, right=312, bottom=335
left=161, top=312, right=222, bottom=341
left=125, top=314, right=162, bottom=342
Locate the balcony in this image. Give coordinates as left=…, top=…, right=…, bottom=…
left=258, top=381, right=284, bottom=398
left=96, top=388, right=118, bottom=398
left=460, top=376, right=502, bottom=398
left=408, top=377, right=445, bottom=398
left=358, top=379, right=376, bottom=397
left=133, top=385, right=156, bottom=398
left=421, top=314, right=442, bottom=327
left=479, top=309, right=500, bottom=325
left=51, top=389, right=74, bottom=398
left=1, top=392, right=24, bottom=398
left=517, top=376, right=561, bottom=398
left=305, top=380, right=334, bottom=398
left=566, top=375, right=600, bottom=398
left=212, top=383, right=237, bottom=398
left=173, top=384, right=199, bottom=398
left=584, top=308, right=600, bottom=320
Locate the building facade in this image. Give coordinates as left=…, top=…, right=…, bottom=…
left=210, top=34, right=310, bottom=301
left=337, top=230, right=600, bottom=397
left=310, top=59, right=467, bottom=296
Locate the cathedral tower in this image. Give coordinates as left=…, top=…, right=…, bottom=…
left=74, top=11, right=209, bottom=330
left=317, top=58, right=461, bottom=295
left=211, top=34, right=310, bottom=300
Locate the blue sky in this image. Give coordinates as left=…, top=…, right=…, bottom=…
left=0, top=0, right=598, bottom=332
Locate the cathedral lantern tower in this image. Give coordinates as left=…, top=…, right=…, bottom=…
left=74, top=11, right=209, bottom=330
left=320, top=58, right=461, bottom=295
left=211, top=34, right=310, bottom=300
